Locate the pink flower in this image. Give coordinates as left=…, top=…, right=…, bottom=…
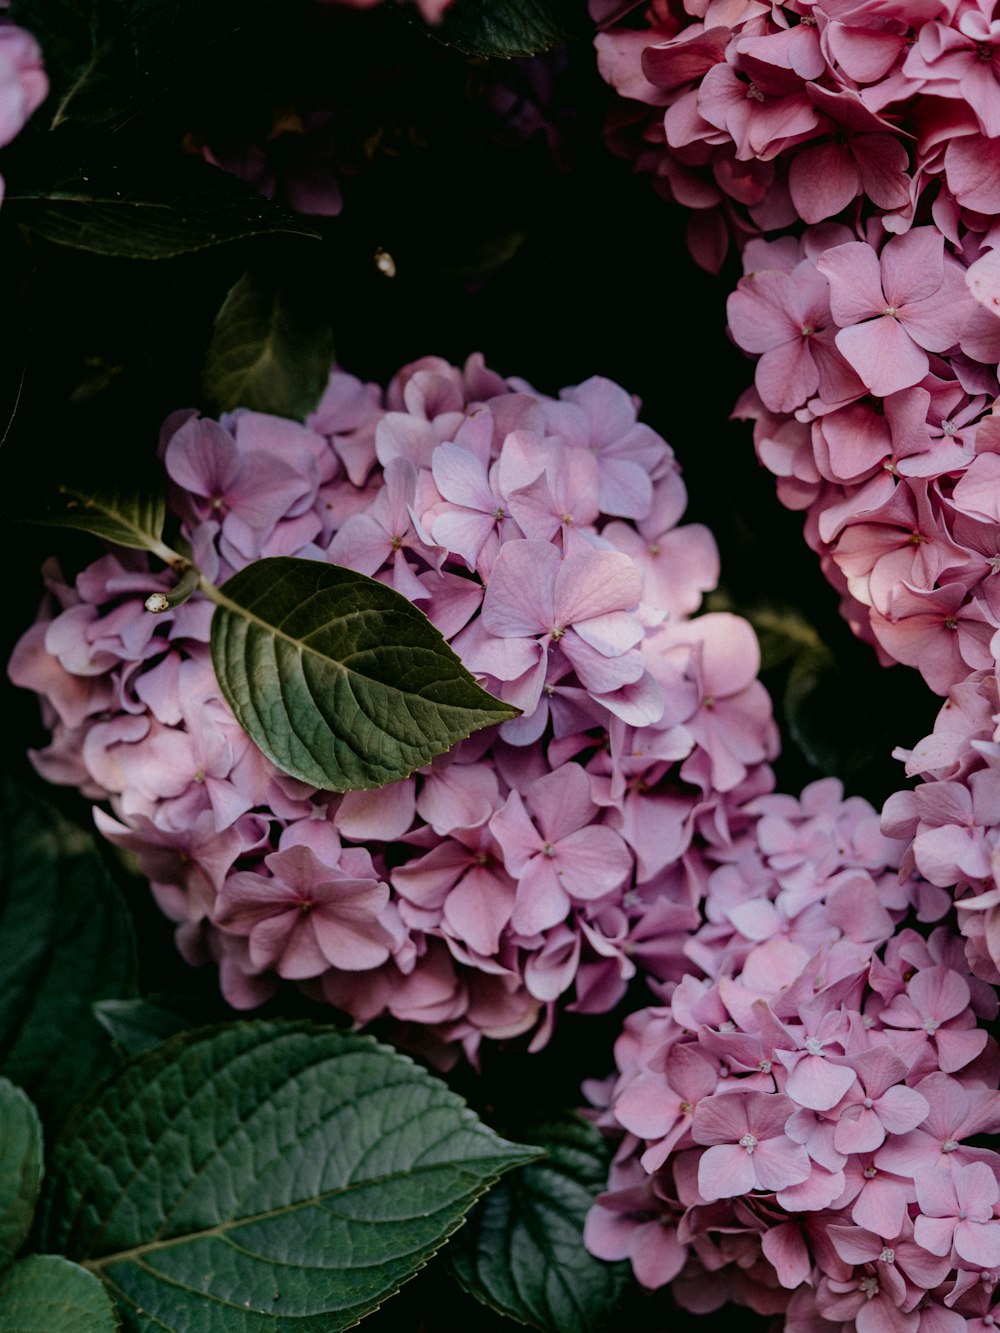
left=692, top=1090, right=812, bottom=1200
left=727, top=258, right=861, bottom=413
left=489, top=763, right=632, bottom=935
left=213, top=843, right=393, bottom=978
left=904, top=8, right=1000, bottom=138
left=10, top=352, right=779, bottom=1063
left=541, top=375, right=668, bottom=519
left=877, top=965, right=989, bottom=1076
left=914, top=1163, right=1000, bottom=1267
left=833, top=1046, right=931, bottom=1156
left=816, top=230, right=975, bottom=397
left=464, top=539, right=647, bottom=716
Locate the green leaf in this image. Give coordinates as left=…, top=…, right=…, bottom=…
left=783, top=644, right=853, bottom=775
left=92, top=997, right=201, bottom=1059
left=42, top=1021, right=538, bottom=1331
left=209, top=556, right=517, bottom=791
left=434, top=0, right=588, bottom=57
left=9, top=151, right=319, bottom=260
left=0, top=779, right=137, bottom=1126
left=0, top=1255, right=120, bottom=1332
left=450, top=1116, right=627, bottom=1333
left=0, top=1080, right=43, bottom=1271
left=33, top=485, right=167, bottom=556
left=203, top=271, right=335, bottom=420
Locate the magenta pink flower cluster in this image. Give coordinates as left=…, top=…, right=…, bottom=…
left=583, top=776, right=1000, bottom=1328
left=0, top=19, right=46, bottom=205
left=592, top=1, right=1000, bottom=700
left=884, top=669, right=1000, bottom=990
left=8, top=353, right=780, bottom=1061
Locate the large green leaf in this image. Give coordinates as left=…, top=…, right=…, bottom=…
left=9, top=151, right=319, bottom=260
left=434, top=0, right=588, bottom=57
left=43, top=1021, right=537, bottom=1331
left=203, top=271, right=335, bottom=420
left=450, top=1116, right=627, bottom=1333
left=209, top=556, right=517, bottom=791
left=0, top=779, right=137, bottom=1126
left=0, top=1080, right=43, bottom=1271
left=0, top=1255, right=119, bottom=1332
left=33, top=485, right=168, bottom=556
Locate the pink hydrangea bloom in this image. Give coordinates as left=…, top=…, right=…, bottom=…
left=582, top=793, right=1000, bottom=1321
left=590, top=2, right=1000, bottom=705
left=8, top=352, right=779, bottom=1061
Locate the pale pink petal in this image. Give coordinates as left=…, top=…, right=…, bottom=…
left=482, top=541, right=558, bottom=637
left=555, top=825, right=632, bottom=900
left=786, top=1055, right=857, bottom=1112
left=953, top=1218, right=1000, bottom=1268
left=697, top=1143, right=758, bottom=1200
left=880, top=228, right=944, bottom=309
left=834, top=317, right=929, bottom=396
left=752, top=1138, right=812, bottom=1192
left=817, top=242, right=886, bottom=326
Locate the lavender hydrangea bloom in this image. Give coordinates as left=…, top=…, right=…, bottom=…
left=9, top=352, right=778, bottom=1061
left=582, top=781, right=1000, bottom=1324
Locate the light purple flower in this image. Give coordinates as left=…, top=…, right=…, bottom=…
left=214, top=843, right=393, bottom=978
left=692, top=1090, right=811, bottom=1199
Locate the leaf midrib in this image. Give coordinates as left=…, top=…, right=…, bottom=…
left=213, top=568, right=505, bottom=716
left=82, top=1158, right=516, bottom=1274
left=58, top=489, right=164, bottom=551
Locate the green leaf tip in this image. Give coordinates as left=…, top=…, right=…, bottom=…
left=451, top=1115, right=628, bottom=1333
left=31, top=485, right=169, bottom=558
left=203, top=269, right=335, bottom=421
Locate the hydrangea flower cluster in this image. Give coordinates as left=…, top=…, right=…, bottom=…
left=583, top=776, right=1000, bottom=1327
left=8, top=353, right=780, bottom=1062
left=884, top=669, right=1000, bottom=989
left=0, top=18, right=46, bottom=206
left=592, top=1, right=1000, bottom=702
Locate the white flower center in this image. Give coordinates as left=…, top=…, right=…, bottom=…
left=739, top=1134, right=758, bottom=1154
